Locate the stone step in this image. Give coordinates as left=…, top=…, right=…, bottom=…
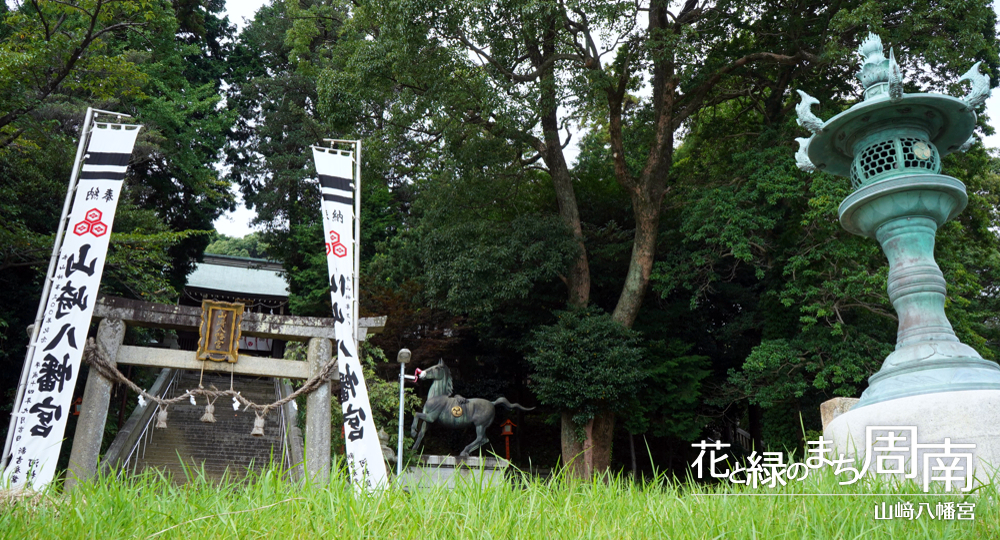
left=129, top=370, right=290, bottom=483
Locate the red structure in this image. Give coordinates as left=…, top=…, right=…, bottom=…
left=499, top=419, right=516, bottom=461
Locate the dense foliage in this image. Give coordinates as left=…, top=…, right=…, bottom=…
left=204, top=232, right=270, bottom=259
left=527, top=308, right=646, bottom=428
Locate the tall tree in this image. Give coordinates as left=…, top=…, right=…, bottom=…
left=318, top=0, right=1000, bottom=475
left=224, top=0, right=346, bottom=316
left=645, top=3, right=1000, bottom=449
left=319, top=0, right=613, bottom=477
left=0, top=0, right=159, bottom=148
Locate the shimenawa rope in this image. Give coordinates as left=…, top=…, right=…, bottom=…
left=82, top=338, right=336, bottom=431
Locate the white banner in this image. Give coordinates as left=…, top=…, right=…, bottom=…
left=3, top=122, right=141, bottom=489
left=312, top=144, right=388, bottom=491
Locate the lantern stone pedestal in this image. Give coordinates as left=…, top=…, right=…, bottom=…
left=825, top=390, right=1000, bottom=484
left=397, top=455, right=509, bottom=489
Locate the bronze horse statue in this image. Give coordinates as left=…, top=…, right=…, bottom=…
left=411, top=360, right=533, bottom=456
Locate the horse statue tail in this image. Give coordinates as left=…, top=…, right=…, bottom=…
left=492, top=397, right=535, bottom=411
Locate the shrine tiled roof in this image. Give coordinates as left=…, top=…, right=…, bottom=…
left=185, top=254, right=289, bottom=299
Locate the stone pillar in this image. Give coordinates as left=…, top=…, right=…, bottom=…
left=278, top=380, right=305, bottom=481
left=66, top=318, right=125, bottom=490
left=820, top=397, right=859, bottom=431
left=305, top=337, right=333, bottom=483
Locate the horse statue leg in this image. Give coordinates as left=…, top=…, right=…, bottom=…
left=459, top=423, right=490, bottom=457
left=459, top=402, right=495, bottom=457
left=410, top=413, right=422, bottom=439
left=411, top=412, right=431, bottom=451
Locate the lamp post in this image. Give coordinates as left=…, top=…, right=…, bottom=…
left=396, top=348, right=412, bottom=477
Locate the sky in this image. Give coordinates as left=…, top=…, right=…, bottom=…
left=213, top=0, right=1000, bottom=238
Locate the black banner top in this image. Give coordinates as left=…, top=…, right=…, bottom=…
left=83, top=152, right=131, bottom=167
left=319, top=174, right=353, bottom=192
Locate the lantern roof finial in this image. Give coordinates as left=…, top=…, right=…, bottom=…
left=858, top=33, right=885, bottom=66
left=857, top=33, right=894, bottom=97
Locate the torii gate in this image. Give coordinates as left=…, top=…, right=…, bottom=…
left=65, top=294, right=385, bottom=489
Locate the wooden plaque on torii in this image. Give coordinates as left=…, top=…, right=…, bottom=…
left=196, top=300, right=244, bottom=363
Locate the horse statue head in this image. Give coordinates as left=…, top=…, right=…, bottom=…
left=414, top=359, right=453, bottom=398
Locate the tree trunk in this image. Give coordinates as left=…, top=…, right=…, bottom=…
left=629, top=432, right=637, bottom=477
left=612, top=189, right=663, bottom=327
left=560, top=412, right=589, bottom=477
left=590, top=411, right=614, bottom=473
left=540, top=107, right=589, bottom=309
left=604, top=1, right=673, bottom=330
left=749, top=404, right=765, bottom=451
left=560, top=411, right=615, bottom=478
left=535, top=19, right=600, bottom=480
left=537, top=23, right=589, bottom=310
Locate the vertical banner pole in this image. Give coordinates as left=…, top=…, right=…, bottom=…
left=312, top=140, right=387, bottom=491
left=397, top=363, right=405, bottom=477
left=353, top=140, right=361, bottom=335
left=1, top=108, right=95, bottom=470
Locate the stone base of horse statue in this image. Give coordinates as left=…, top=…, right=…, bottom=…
left=397, top=455, right=509, bottom=489
left=410, top=360, right=533, bottom=456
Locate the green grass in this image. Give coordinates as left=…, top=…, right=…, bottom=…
left=0, top=463, right=996, bottom=539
